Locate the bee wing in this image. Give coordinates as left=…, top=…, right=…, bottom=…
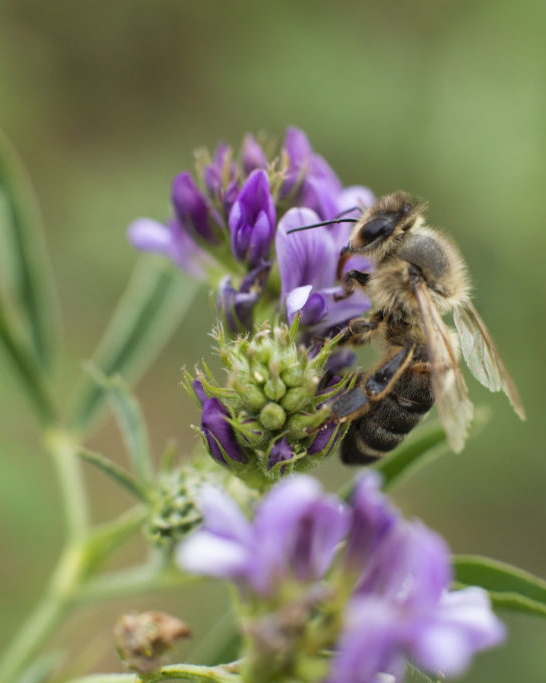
left=453, top=303, right=526, bottom=420
left=413, top=281, right=474, bottom=452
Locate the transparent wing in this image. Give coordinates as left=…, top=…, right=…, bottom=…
left=413, top=281, right=473, bottom=452
left=454, top=302, right=526, bottom=420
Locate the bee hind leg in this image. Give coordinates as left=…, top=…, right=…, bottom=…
left=365, top=344, right=415, bottom=399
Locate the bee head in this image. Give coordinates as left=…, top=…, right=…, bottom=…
left=349, top=192, right=424, bottom=257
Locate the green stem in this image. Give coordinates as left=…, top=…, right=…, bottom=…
left=0, top=502, right=147, bottom=680
left=77, top=560, right=198, bottom=604
left=0, top=544, right=84, bottom=682
left=66, top=661, right=241, bottom=683
left=45, top=428, right=89, bottom=542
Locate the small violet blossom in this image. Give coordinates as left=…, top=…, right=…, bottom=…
left=193, top=380, right=248, bottom=466
left=178, top=472, right=505, bottom=682
left=172, top=171, right=224, bottom=244
left=127, top=217, right=212, bottom=279
left=228, top=169, right=276, bottom=268
left=217, top=261, right=271, bottom=333
left=280, top=127, right=343, bottom=220
left=179, top=475, right=349, bottom=596
left=276, top=207, right=371, bottom=335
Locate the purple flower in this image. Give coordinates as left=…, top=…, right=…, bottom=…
left=276, top=207, right=371, bottom=334
left=179, top=472, right=505, bottom=682
left=198, top=394, right=248, bottom=466
left=203, top=143, right=239, bottom=214
left=280, top=128, right=343, bottom=220
left=217, top=261, right=271, bottom=333
left=178, top=475, right=349, bottom=596
left=331, top=490, right=506, bottom=682
left=127, top=217, right=212, bottom=279
left=171, top=171, right=224, bottom=244
left=228, top=169, right=276, bottom=269
left=267, top=437, right=294, bottom=470
left=242, top=134, right=268, bottom=174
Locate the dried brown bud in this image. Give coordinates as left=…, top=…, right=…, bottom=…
left=114, top=610, right=191, bottom=674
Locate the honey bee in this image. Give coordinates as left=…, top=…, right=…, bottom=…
left=328, top=192, right=525, bottom=464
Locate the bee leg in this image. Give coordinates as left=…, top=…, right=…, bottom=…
left=339, top=317, right=379, bottom=345
left=330, top=378, right=369, bottom=421
left=365, top=344, right=415, bottom=399
left=344, top=269, right=371, bottom=291
left=330, top=342, right=413, bottom=421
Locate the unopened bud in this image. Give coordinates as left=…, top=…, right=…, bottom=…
left=280, top=365, right=305, bottom=387
left=260, top=402, right=287, bottom=430
left=264, top=377, right=286, bottom=401
left=280, top=387, right=311, bottom=413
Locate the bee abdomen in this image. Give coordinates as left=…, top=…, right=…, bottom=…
left=341, top=372, right=433, bottom=465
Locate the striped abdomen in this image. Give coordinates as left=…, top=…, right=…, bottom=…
left=340, top=364, right=434, bottom=465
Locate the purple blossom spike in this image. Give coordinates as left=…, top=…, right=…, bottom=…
left=172, top=171, right=224, bottom=244
left=178, top=475, right=349, bottom=596
left=242, top=134, right=268, bottom=174
left=280, top=127, right=343, bottom=220
left=276, top=208, right=370, bottom=334
left=228, top=169, right=276, bottom=268
left=217, top=261, right=271, bottom=333
left=332, top=515, right=505, bottom=682
left=343, top=472, right=399, bottom=573
left=200, top=397, right=248, bottom=465
left=267, top=437, right=294, bottom=470
left=127, top=217, right=212, bottom=279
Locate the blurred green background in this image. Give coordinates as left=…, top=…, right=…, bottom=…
left=1, top=0, right=545, bottom=680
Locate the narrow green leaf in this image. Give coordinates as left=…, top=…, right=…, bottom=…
left=78, top=449, right=148, bottom=502
left=0, top=130, right=59, bottom=369
left=18, top=651, right=64, bottom=683
left=372, top=421, right=447, bottom=490
left=0, top=304, right=56, bottom=423
left=84, top=367, right=153, bottom=485
left=372, top=407, right=491, bottom=491
left=407, top=663, right=441, bottom=683
left=454, top=554, right=546, bottom=619
left=69, top=257, right=199, bottom=433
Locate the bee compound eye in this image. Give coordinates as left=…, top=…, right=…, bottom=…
left=360, top=214, right=398, bottom=244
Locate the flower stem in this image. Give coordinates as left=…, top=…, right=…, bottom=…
left=0, top=543, right=83, bottom=682
left=45, top=428, right=89, bottom=542
left=65, top=661, right=241, bottom=683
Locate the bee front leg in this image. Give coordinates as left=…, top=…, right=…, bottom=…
left=339, top=311, right=383, bottom=346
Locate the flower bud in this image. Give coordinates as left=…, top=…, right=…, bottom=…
left=172, top=171, right=223, bottom=244
left=260, top=402, right=287, bottom=431
left=146, top=467, right=208, bottom=549
left=228, top=169, right=276, bottom=268
left=184, top=320, right=349, bottom=488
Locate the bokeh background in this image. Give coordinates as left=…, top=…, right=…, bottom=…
left=1, top=0, right=545, bottom=680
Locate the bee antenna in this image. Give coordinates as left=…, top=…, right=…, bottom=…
left=286, top=217, right=359, bottom=234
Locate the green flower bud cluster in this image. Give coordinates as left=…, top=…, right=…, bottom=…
left=146, top=467, right=210, bottom=549
left=184, top=318, right=352, bottom=487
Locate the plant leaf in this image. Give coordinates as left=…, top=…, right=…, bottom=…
left=0, top=130, right=59, bottom=370
left=69, top=257, right=199, bottom=433
left=83, top=368, right=153, bottom=485
left=372, top=407, right=491, bottom=490
left=78, top=449, right=148, bottom=502
left=0, top=303, right=56, bottom=423
left=407, top=663, right=441, bottom=683
left=18, top=651, right=64, bottom=683
left=454, top=554, right=546, bottom=618
left=372, top=421, right=447, bottom=490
